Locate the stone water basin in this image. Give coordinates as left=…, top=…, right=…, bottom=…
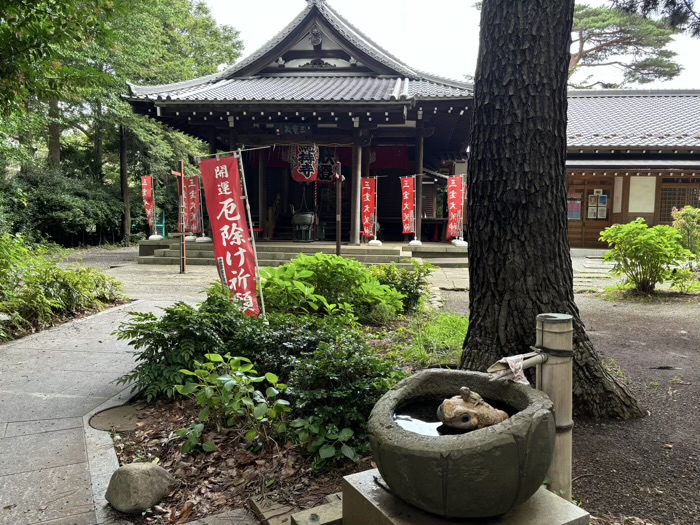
left=368, top=369, right=555, bottom=518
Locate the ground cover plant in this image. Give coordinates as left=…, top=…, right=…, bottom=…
left=0, top=234, right=125, bottom=341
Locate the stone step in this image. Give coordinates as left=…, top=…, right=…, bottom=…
left=138, top=256, right=217, bottom=266
left=160, top=243, right=403, bottom=256
left=138, top=256, right=416, bottom=269
left=156, top=249, right=405, bottom=264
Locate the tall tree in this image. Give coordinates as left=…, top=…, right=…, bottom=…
left=460, top=0, right=644, bottom=419
left=0, top=0, right=111, bottom=112
left=614, top=0, right=700, bottom=37
left=570, top=4, right=682, bottom=87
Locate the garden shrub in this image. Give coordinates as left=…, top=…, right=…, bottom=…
left=671, top=205, right=700, bottom=259
left=176, top=354, right=291, bottom=453
left=261, top=253, right=405, bottom=324
left=115, top=294, right=249, bottom=400
left=370, top=260, right=436, bottom=312
left=600, top=218, right=693, bottom=293
left=289, top=333, right=406, bottom=456
left=116, top=286, right=367, bottom=399
left=1, top=168, right=122, bottom=246
left=116, top=282, right=405, bottom=462
left=0, top=234, right=124, bottom=341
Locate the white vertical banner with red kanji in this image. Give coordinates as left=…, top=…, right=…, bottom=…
left=183, top=176, right=202, bottom=234
left=400, top=176, right=415, bottom=234
left=447, top=176, right=464, bottom=240
left=141, top=176, right=155, bottom=231
left=199, top=156, right=260, bottom=317
left=361, top=178, right=376, bottom=238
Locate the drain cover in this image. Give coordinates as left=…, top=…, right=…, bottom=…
left=89, top=405, right=142, bottom=431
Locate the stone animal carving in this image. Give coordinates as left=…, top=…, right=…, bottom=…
left=437, top=387, right=509, bottom=431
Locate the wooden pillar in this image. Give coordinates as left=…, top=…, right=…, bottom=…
left=258, top=151, right=268, bottom=235
left=415, top=114, right=425, bottom=240
left=350, top=129, right=363, bottom=244
left=208, top=127, right=217, bottom=155
left=229, top=127, right=237, bottom=151
left=119, top=125, right=130, bottom=246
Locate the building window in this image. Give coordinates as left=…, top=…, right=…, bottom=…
left=659, top=185, right=700, bottom=222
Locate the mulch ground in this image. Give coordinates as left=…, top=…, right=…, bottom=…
left=113, top=290, right=700, bottom=525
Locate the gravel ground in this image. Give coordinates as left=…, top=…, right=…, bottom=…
left=441, top=288, right=700, bottom=524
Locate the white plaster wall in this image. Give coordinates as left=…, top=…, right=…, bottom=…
left=628, top=177, right=656, bottom=213
left=613, top=177, right=623, bottom=214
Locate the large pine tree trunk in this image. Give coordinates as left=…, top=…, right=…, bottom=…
left=460, top=0, right=644, bottom=420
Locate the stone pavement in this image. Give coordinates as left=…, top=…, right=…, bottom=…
left=0, top=260, right=217, bottom=525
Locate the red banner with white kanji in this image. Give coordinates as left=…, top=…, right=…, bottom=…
left=400, top=176, right=415, bottom=234
left=290, top=145, right=319, bottom=183
left=361, top=178, right=376, bottom=238
left=200, top=156, right=260, bottom=317
left=141, top=176, right=155, bottom=231
left=447, top=176, right=464, bottom=240
left=183, top=176, right=202, bottom=234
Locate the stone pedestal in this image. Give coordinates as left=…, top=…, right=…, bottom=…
left=342, top=470, right=589, bottom=525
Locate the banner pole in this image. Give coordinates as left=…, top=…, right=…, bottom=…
left=408, top=174, right=422, bottom=246
left=237, top=151, right=266, bottom=320
left=368, top=176, right=382, bottom=247
left=179, top=160, right=187, bottom=274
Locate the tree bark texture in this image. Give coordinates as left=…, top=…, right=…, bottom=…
left=48, top=98, right=61, bottom=166
left=120, top=125, right=131, bottom=246
left=459, top=0, right=643, bottom=420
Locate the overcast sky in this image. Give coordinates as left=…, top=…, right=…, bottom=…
left=202, top=0, right=699, bottom=89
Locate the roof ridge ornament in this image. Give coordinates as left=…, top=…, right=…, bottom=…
left=306, top=0, right=325, bottom=4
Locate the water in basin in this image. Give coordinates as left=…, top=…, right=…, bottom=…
left=394, top=397, right=517, bottom=437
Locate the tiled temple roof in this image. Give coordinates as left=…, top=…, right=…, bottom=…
left=568, top=90, right=700, bottom=148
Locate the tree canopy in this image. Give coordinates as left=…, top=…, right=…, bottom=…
left=614, top=0, right=700, bottom=37
left=570, top=4, right=682, bottom=87
left=0, top=0, right=112, bottom=112
left=0, top=0, right=243, bottom=244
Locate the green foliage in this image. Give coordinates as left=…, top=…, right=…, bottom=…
left=600, top=219, right=693, bottom=293
left=614, top=1, right=700, bottom=38
left=290, top=416, right=359, bottom=466
left=570, top=4, right=682, bottom=87
left=671, top=206, right=700, bottom=258
left=370, top=260, right=436, bottom=312
left=0, top=234, right=124, bottom=341
left=115, top=295, right=247, bottom=400
left=670, top=268, right=700, bottom=293
left=395, top=311, right=470, bottom=367
left=2, top=168, right=122, bottom=245
left=261, top=254, right=405, bottom=324
left=0, top=0, right=244, bottom=242
left=116, top=285, right=404, bottom=463
left=116, top=287, right=365, bottom=399
left=289, top=336, right=405, bottom=457
left=0, top=0, right=112, bottom=111
left=175, top=423, right=215, bottom=456
left=176, top=354, right=291, bottom=452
